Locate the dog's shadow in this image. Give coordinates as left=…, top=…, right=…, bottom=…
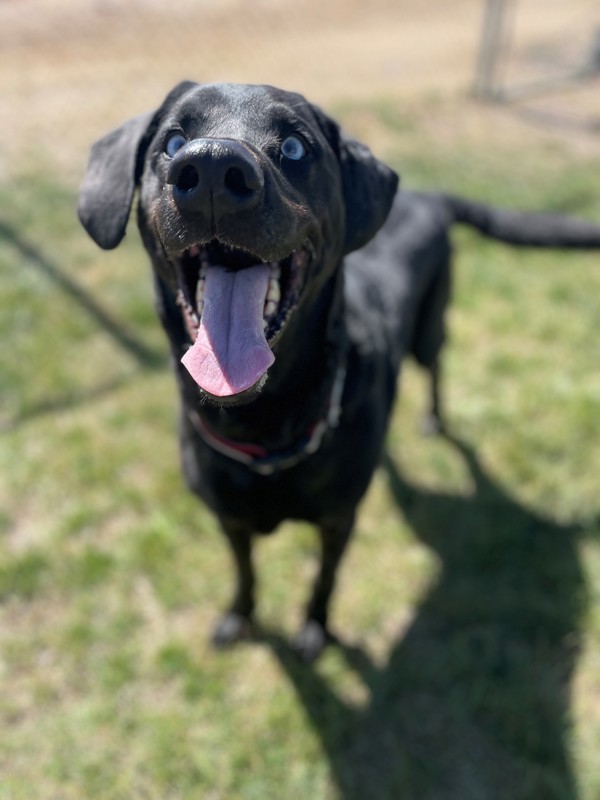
left=264, top=433, right=587, bottom=800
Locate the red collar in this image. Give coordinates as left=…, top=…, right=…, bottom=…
left=187, top=362, right=347, bottom=475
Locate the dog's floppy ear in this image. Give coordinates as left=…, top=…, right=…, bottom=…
left=77, top=112, right=153, bottom=249
left=338, top=136, right=399, bottom=253
left=78, top=80, right=197, bottom=250
left=311, top=104, right=399, bottom=254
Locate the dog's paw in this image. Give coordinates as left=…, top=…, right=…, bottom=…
left=293, top=620, right=330, bottom=662
left=212, top=612, right=252, bottom=647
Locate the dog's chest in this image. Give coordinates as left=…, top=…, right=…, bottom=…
left=204, top=459, right=337, bottom=532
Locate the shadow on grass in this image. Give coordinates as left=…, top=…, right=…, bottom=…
left=0, top=220, right=163, bottom=368
left=0, top=219, right=165, bottom=430
left=267, top=433, right=587, bottom=800
left=1, top=374, right=139, bottom=432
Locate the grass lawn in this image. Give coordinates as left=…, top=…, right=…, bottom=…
left=1, top=97, right=600, bottom=799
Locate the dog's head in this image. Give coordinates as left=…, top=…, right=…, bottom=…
left=78, top=82, right=398, bottom=401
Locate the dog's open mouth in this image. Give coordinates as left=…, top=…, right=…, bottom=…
left=173, top=240, right=308, bottom=397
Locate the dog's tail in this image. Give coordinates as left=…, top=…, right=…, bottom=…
left=441, top=193, right=600, bottom=249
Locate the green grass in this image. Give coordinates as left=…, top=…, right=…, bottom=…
left=1, top=100, right=600, bottom=799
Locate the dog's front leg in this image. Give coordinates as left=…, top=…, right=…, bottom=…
left=422, top=359, right=444, bottom=436
left=295, top=511, right=355, bottom=662
left=212, top=519, right=255, bottom=647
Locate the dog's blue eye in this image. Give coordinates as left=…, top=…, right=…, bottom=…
left=281, top=135, right=306, bottom=161
left=165, top=132, right=187, bottom=158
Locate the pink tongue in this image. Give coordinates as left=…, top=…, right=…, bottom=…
left=181, top=264, right=275, bottom=396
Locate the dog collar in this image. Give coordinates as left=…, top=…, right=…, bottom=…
left=187, top=360, right=347, bottom=476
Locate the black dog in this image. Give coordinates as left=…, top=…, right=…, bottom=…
left=78, top=81, right=600, bottom=660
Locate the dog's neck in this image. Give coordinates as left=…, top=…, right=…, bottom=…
left=187, top=353, right=347, bottom=474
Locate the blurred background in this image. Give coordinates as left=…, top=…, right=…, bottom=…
left=1, top=0, right=599, bottom=182
left=2, top=2, right=600, bottom=799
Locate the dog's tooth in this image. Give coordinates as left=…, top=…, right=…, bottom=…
left=266, top=279, right=281, bottom=304
left=270, top=262, right=281, bottom=280
left=196, top=277, right=206, bottom=309
left=264, top=300, right=278, bottom=319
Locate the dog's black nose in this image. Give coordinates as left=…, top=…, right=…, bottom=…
left=167, top=139, right=264, bottom=218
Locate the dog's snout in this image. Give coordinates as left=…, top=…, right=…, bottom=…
left=224, top=166, right=256, bottom=199
left=167, top=139, right=264, bottom=218
left=175, top=164, right=201, bottom=194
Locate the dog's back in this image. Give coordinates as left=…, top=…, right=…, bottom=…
left=345, top=191, right=453, bottom=397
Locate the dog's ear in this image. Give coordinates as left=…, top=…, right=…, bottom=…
left=338, top=136, right=399, bottom=253
left=311, top=104, right=399, bottom=254
left=77, top=112, right=154, bottom=249
left=78, top=80, right=197, bottom=250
